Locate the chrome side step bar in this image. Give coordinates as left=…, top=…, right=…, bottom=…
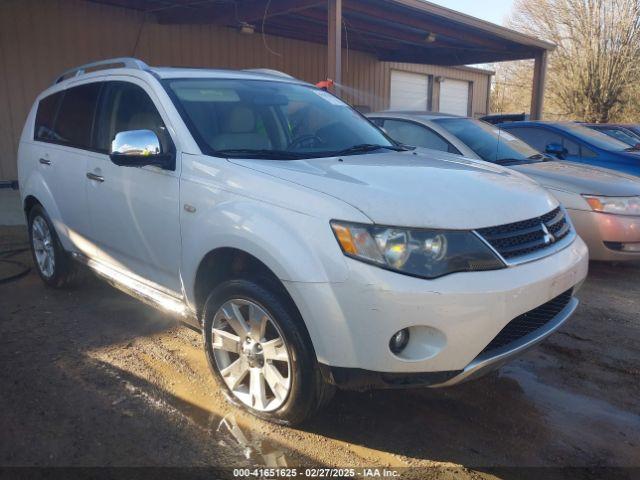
left=70, top=252, right=197, bottom=324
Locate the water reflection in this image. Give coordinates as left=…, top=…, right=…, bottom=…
left=214, top=414, right=291, bottom=467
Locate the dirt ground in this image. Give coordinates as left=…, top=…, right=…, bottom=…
left=1, top=225, right=639, bottom=478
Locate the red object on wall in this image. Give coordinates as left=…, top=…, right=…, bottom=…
left=315, top=79, right=334, bottom=91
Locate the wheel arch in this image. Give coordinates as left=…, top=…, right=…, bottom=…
left=23, top=194, right=42, bottom=217
left=192, top=246, right=321, bottom=362
left=193, top=247, right=299, bottom=321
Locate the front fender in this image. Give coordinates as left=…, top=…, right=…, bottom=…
left=180, top=197, right=350, bottom=305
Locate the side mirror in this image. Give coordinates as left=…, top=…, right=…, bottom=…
left=545, top=143, right=568, bottom=158
left=110, top=130, right=175, bottom=170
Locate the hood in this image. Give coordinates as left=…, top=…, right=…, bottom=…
left=229, top=150, right=558, bottom=229
left=512, top=161, right=640, bottom=196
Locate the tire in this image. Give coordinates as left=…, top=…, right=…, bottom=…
left=27, top=204, right=80, bottom=288
left=202, top=278, right=334, bottom=425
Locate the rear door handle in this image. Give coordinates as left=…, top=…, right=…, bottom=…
left=86, top=172, right=104, bottom=183
left=39, top=158, right=51, bottom=165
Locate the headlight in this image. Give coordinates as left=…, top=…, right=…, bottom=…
left=330, top=221, right=505, bottom=279
left=583, top=195, right=640, bottom=216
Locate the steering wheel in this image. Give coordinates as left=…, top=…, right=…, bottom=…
left=289, top=134, right=324, bottom=150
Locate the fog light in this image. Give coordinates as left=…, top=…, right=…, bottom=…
left=622, top=242, right=640, bottom=252
left=389, top=328, right=410, bottom=354
left=604, top=241, right=640, bottom=252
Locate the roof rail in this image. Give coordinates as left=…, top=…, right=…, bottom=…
left=54, top=57, right=150, bottom=85
left=243, top=68, right=294, bottom=79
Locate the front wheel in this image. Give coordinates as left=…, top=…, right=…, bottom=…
left=203, top=279, right=333, bottom=425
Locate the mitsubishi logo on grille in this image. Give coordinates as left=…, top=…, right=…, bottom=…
left=541, top=223, right=556, bottom=245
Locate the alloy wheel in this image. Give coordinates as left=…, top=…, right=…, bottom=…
left=211, top=299, right=292, bottom=412
left=32, top=216, right=55, bottom=278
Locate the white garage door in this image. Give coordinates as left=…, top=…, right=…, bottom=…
left=439, top=78, right=470, bottom=116
left=390, top=70, right=429, bottom=110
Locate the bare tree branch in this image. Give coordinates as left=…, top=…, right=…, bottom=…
left=493, top=0, right=640, bottom=122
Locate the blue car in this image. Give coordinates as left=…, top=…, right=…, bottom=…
left=500, top=121, right=640, bottom=177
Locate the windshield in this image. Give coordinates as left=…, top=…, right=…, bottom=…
left=164, top=78, right=395, bottom=159
left=433, top=117, right=543, bottom=163
left=594, top=127, right=640, bottom=147
left=559, top=123, right=629, bottom=151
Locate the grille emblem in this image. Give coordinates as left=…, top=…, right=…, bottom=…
left=541, top=223, right=555, bottom=245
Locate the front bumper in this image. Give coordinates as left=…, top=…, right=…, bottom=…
left=284, top=236, right=588, bottom=376
left=322, top=296, right=578, bottom=390
left=430, top=296, right=578, bottom=387
left=568, top=208, right=640, bottom=261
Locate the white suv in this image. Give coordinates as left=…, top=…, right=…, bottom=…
left=18, top=58, right=589, bottom=424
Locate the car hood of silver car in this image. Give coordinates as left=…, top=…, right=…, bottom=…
left=512, top=160, right=640, bottom=196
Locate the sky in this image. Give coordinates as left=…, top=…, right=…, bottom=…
left=427, top=0, right=515, bottom=26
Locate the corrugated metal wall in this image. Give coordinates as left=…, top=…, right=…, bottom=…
left=0, top=0, right=491, bottom=180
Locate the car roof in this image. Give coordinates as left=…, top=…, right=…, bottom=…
left=368, top=111, right=465, bottom=120
left=148, top=66, right=308, bottom=85
left=49, top=63, right=311, bottom=94
left=500, top=121, right=569, bottom=128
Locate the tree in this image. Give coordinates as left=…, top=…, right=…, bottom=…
left=499, top=0, right=640, bottom=122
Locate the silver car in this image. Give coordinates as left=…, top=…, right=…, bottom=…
left=368, top=111, right=640, bottom=261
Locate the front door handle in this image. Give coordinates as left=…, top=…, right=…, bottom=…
left=86, top=172, right=104, bottom=183
left=39, top=158, right=51, bottom=165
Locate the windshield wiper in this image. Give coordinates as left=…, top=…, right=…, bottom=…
left=215, top=149, right=312, bottom=160
left=494, top=155, right=547, bottom=165
left=493, top=158, right=525, bottom=165
left=328, top=143, right=410, bottom=156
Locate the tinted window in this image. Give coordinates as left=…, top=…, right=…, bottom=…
left=54, top=83, right=102, bottom=149
left=382, top=119, right=457, bottom=153
left=434, top=118, right=540, bottom=162
left=95, top=81, right=170, bottom=153
left=505, top=127, right=563, bottom=152
left=34, top=92, right=64, bottom=142
left=164, top=78, right=394, bottom=158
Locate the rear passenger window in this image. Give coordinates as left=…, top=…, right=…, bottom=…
left=54, top=83, right=102, bottom=149
left=34, top=92, right=64, bottom=142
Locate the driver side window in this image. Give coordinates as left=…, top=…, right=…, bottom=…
left=508, top=127, right=561, bottom=152
left=95, top=81, right=171, bottom=154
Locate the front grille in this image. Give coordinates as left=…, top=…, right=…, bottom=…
left=476, top=207, right=571, bottom=260
left=479, top=289, right=573, bottom=356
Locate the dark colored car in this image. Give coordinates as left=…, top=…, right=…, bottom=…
left=583, top=124, right=640, bottom=148
left=500, top=121, right=640, bottom=177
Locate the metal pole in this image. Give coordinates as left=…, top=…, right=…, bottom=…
left=327, top=0, right=342, bottom=93
left=530, top=50, right=548, bottom=120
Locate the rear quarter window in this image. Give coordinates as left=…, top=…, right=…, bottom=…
left=34, top=92, right=64, bottom=142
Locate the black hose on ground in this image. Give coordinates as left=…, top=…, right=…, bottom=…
left=0, top=245, right=31, bottom=284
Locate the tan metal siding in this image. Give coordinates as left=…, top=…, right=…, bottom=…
left=0, top=0, right=491, bottom=180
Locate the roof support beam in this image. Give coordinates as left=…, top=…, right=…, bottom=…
left=343, top=0, right=511, bottom=52
left=530, top=50, right=548, bottom=120
left=327, top=0, right=342, bottom=90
